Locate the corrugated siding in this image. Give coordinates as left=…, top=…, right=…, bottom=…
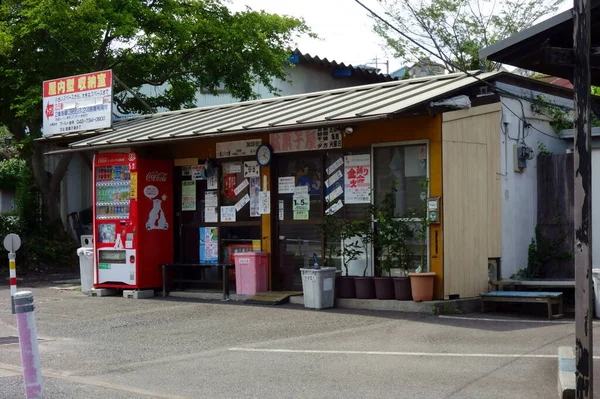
left=39, top=71, right=501, bottom=151
left=442, top=103, right=502, bottom=298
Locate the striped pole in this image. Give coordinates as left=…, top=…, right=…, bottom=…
left=14, top=291, right=43, bottom=398
left=9, top=252, right=16, bottom=314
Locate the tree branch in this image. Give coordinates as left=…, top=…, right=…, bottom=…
left=48, top=152, right=73, bottom=194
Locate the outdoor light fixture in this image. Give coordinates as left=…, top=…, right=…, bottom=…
left=344, top=127, right=354, bottom=135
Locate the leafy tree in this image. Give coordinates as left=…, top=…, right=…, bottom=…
left=0, top=0, right=311, bottom=230
left=372, top=0, right=564, bottom=72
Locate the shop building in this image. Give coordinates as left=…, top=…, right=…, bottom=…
left=46, top=71, right=575, bottom=299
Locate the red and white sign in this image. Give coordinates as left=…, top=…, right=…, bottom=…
left=270, top=128, right=342, bottom=153
left=42, top=70, right=113, bottom=137
left=344, top=154, right=371, bottom=204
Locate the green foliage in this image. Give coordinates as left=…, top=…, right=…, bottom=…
left=536, top=142, right=552, bottom=157
left=320, top=206, right=343, bottom=268
left=0, top=157, right=26, bottom=191
left=401, top=69, right=411, bottom=80
left=532, top=94, right=600, bottom=132
left=340, top=219, right=371, bottom=276
left=373, top=0, right=563, bottom=72
left=515, top=199, right=572, bottom=279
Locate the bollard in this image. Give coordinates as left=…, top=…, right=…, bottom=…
left=14, top=291, right=43, bottom=399
left=9, top=252, right=16, bottom=314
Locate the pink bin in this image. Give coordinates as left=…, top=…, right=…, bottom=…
left=233, top=252, right=269, bottom=295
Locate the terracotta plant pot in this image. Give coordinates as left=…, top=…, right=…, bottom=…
left=354, top=277, right=376, bottom=299
left=409, top=272, right=436, bottom=302
left=374, top=277, right=395, bottom=300
left=336, top=276, right=356, bottom=298
left=393, top=277, right=412, bottom=301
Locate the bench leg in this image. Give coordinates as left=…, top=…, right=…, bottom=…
left=547, top=300, right=553, bottom=320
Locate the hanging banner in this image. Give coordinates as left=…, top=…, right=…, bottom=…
left=278, top=176, right=295, bottom=194
left=325, top=170, right=343, bottom=189
left=244, top=161, right=260, bottom=178
left=325, top=200, right=343, bottom=215
left=234, top=179, right=249, bottom=196
left=344, top=154, right=371, bottom=204
left=235, top=194, right=250, bottom=212
left=326, top=157, right=344, bottom=175
left=181, top=181, right=196, bottom=211
left=191, top=165, right=205, bottom=180
left=199, top=227, right=219, bottom=264
left=269, top=127, right=342, bottom=153
left=216, top=139, right=262, bottom=158
left=224, top=173, right=237, bottom=199
left=249, top=177, right=261, bottom=217
left=325, top=185, right=343, bottom=203
left=220, top=206, right=236, bottom=222
left=259, top=191, right=270, bottom=215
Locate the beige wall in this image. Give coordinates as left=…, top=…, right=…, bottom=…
left=442, top=103, right=502, bottom=298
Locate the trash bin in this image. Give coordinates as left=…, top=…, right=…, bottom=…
left=77, top=247, right=94, bottom=294
left=233, top=252, right=268, bottom=295
left=300, top=267, right=336, bottom=309
left=593, top=269, right=600, bottom=318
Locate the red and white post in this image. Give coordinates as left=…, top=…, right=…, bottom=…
left=14, top=291, right=43, bottom=399
left=9, top=252, right=16, bottom=314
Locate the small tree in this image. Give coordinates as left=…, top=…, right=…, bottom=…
left=406, top=179, right=430, bottom=272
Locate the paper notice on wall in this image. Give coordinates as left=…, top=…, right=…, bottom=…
left=325, top=200, right=343, bottom=215
left=181, top=166, right=191, bottom=176
left=220, top=206, right=236, bottom=222
left=278, top=176, right=295, bottom=194
left=234, top=179, right=249, bottom=196
left=326, top=157, right=343, bottom=175
left=325, top=185, right=343, bottom=203
left=235, top=194, right=250, bottom=211
left=216, top=139, right=261, bottom=158
left=259, top=191, right=270, bottom=214
left=279, top=200, right=284, bottom=221
left=293, top=193, right=310, bottom=220
left=207, top=168, right=218, bottom=190
left=224, top=173, right=237, bottom=199
left=204, top=207, right=218, bottom=223
left=199, top=227, right=219, bottom=263
left=249, top=177, right=260, bottom=217
left=205, top=191, right=218, bottom=207
left=191, top=165, right=205, bottom=180
left=244, top=161, right=260, bottom=178
left=294, top=185, right=309, bottom=195
left=224, top=163, right=242, bottom=174
left=181, top=180, right=196, bottom=211
left=344, top=154, right=371, bottom=204
left=325, top=170, right=343, bottom=189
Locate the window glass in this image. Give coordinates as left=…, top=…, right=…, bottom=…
left=278, top=225, right=323, bottom=289
left=220, top=161, right=261, bottom=222
left=276, top=156, right=323, bottom=220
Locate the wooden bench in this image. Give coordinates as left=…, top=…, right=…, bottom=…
left=488, top=280, right=575, bottom=291
left=160, top=263, right=235, bottom=300
left=481, top=291, right=564, bottom=319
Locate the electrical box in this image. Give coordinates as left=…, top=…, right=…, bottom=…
left=513, top=144, right=533, bottom=172
left=427, top=197, right=440, bottom=224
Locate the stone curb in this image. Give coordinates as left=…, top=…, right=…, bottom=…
left=557, top=346, right=575, bottom=399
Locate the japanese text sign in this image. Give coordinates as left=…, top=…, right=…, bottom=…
left=43, top=70, right=113, bottom=137
left=216, top=139, right=262, bottom=158
left=269, top=127, right=342, bottom=153
left=344, top=154, right=371, bottom=204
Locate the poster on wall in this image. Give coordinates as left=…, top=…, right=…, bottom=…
left=235, top=194, right=250, bottom=211
left=279, top=200, right=284, bottom=221
left=181, top=166, right=191, bottom=176
left=191, top=165, right=205, bottom=180
left=293, top=193, right=310, bottom=220
left=244, top=161, right=260, bottom=178
left=269, top=128, right=342, bottom=153
left=344, top=154, right=371, bottom=204
left=224, top=173, right=237, bottom=199
left=207, top=168, right=218, bottom=190
left=249, top=177, right=260, bottom=217
left=204, top=207, right=218, bottom=223
left=181, top=181, right=196, bottom=211
left=205, top=191, right=218, bottom=207
left=278, top=176, right=295, bottom=194
left=199, top=227, right=219, bottom=264
left=259, top=191, right=270, bottom=214
left=220, top=206, right=236, bottom=222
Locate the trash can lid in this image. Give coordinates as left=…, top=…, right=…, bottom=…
left=77, top=247, right=93, bottom=256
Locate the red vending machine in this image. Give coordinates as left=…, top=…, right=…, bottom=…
left=93, top=152, right=173, bottom=289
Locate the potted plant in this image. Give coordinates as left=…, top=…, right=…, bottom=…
left=349, top=218, right=376, bottom=299
left=408, top=179, right=436, bottom=302
left=390, top=218, right=414, bottom=301
left=320, top=207, right=355, bottom=298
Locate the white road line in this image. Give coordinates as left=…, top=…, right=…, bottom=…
left=229, top=347, right=600, bottom=360
left=438, top=315, right=594, bottom=324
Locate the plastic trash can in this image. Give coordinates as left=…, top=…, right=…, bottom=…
left=300, top=267, right=336, bottom=309
left=233, top=252, right=268, bottom=295
left=593, top=269, right=600, bottom=318
left=77, top=247, right=94, bottom=294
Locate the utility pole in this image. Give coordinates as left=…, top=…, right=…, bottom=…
left=573, top=0, right=593, bottom=396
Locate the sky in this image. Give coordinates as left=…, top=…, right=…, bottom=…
left=228, top=0, right=573, bottom=75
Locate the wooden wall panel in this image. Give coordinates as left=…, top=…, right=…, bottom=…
left=442, top=103, right=501, bottom=298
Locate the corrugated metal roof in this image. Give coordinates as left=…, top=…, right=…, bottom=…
left=53, top=71, right=501, bottom=152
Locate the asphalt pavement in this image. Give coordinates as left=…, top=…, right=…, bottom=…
left=0, top=283, right=599, bottom=399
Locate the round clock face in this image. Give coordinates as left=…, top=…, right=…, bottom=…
left=256, top=145, right=272, bottom=166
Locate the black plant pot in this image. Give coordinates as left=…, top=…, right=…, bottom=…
left=374, top=277, right=395, bottom=300
left=393, top=277, right=412, bottom=301
left=354, top=277, right=376, bottom=299
left=336, top=276, right=356, bottom=298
